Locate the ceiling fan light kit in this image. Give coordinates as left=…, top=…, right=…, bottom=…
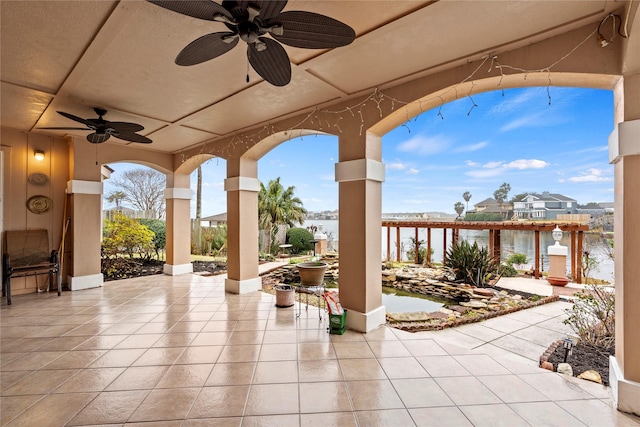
left=148, top=0, right=356, bottom=86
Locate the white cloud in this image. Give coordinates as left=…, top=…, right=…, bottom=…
left=483, top=161, right=503, bottom=169
left=489, top=88, right=539, bottom=114
left=407, top=168, right=419, bottom=175
left=397, top=134, right=450, bottom=155
left=465, top=160, right=479, bottom=167
left=500, top=114, right=543, bottom=132
left=568, top=168, right=612, bottom=183
left=466, top=168, right=504, bottom=178
left=454, top=141, right=488, bottom=153
left=403, top=198, right=431, bottom=205
left=386, top=162, right=407, bottom=170
left=504, top=159, right=549, bottom=170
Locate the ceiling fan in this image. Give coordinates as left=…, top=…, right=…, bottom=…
left=147, top=0, right=356, bottom=86
left=40, top=108, right=152, bottom=144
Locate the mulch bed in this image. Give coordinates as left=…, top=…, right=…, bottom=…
left=547, top=340, right=614, bottom=386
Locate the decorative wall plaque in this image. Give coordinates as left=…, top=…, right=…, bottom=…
left=26, top=195, right=53, bottom=214
left=28, top=173, right=49, bottom=186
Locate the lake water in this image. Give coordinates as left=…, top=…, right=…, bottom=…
left=304, top=219, right=614, bottom=282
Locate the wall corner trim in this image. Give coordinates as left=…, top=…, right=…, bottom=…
left=335, top=159, right=385, bottom=183
left=66, top=180, right=103, bottom=195
left=224, top=176, right=260, bottom=192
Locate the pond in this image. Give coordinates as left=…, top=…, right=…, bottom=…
left=382, top=286, right=452, bottom=313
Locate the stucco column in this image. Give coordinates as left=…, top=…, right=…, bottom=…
left=336, top=131, right=386, bottom=332
left=225, top=158, right=260, bottom=294
left=608, top=74, right=640, bottom=416
left=164, top=173, right=193, bottom=275
left=66, top=179, right=104, bottom=290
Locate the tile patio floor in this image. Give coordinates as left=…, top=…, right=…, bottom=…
left=2, top=267, right=639, bottom=426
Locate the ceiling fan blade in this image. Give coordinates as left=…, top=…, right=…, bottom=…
left=272, top=11, right=355, bottom=49
left=38, top=127, right=92, bottom=130
left=248, top=38, right=291, bottom=87
left=107, top=121, right=145, bottom=133
left=87, top=133, right=110, bottom=144
left=176, top=32, right=239, bottom=66
left=221, top=1, right=286, bottom=21
left=115, top=133, right=153, bottom=144
left=57, top=111, right=98, bottom=128
left=147, top=0, right=232, bottom=21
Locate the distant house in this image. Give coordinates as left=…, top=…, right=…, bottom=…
left=201, top=212, right=227, bottom=227
left=512, top=192, right=577, bottom=220
left=467, top=197, right=512, bottom=217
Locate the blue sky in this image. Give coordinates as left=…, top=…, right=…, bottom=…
left=105, top=86, right=614, bottom=217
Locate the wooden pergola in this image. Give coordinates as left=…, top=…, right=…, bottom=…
left=381, top=220, right=590, bottom=283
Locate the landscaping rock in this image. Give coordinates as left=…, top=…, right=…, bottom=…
left=557, top=363, right=573, bottom=376
left=577, top=370, right=603, bottom=384
left=541, top=361, right=554, bottom=371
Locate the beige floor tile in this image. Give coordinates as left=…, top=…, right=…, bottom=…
left=242, top=414, right=300, bottom=427
left=364, top=326, right=401, bottom=342
left=478, top=374, right=548, bottom=403
left=151, top=332, right=197, bottom=347
left=168, top=321, right=206, bottom=334
left=4, top=392, right=97, bottom=427
left=1, top=351, right=66, bottom=371
left=100, top=323, right=145, bottom=335
left=263, top=330, right=298, bottom=344
left=508, top=401, right=586, bottom=426
left=156, top=363, right=213, bottom=388
left=191, top=331, right=231, bottom=346
left=416, top=355, right=471, bottom=377
left=0, top=371, right=33, bottom=391
left=392, top=377, right=455, bottom=408
left=298, top=359, right=343, bottom=382
left=129, top=387, right=200, bottom=422
left=188, top=385, right=250, bottom=418
left=32, top=336, right=89, bottom=352
left=434, top=376, right=502, bottom=406
left=175, top=345, right=223, bottom=364
left=378, top=356, right=430, bottom=379
left=114, top=333, right=163, bottom=349
left=356, top=409, right=416, bottom=426
left=403, top=339, right=448, bottom=356
left=300, top=412, right=357, bottom=427
left=297, top=329, right=330, bottom=343
left=217, top=344, right=261, bottom=363
left=459, top=403, right=529, bottom=427
left=135, top=322, right=175, bottom=334
left=409, top=406, right=474, bottom=426
left=339, top=358, right=387, bottom=381
left=182, top=417, right=241, bottom=426
left=128, top=421, right=182, bottom=426
left=333, top=341, right=375, bottom=359
left=368, top=340, right=412, bottom=357
left=89, top=348, right=146, bottom=368
left=297, top=342, right=336, bottom=360
left=74, top=335, right=127, bottom=350
left=518, top=372, right=600, bottom=400
left=453, top=354, right=511, bottom=376
left=227, top=331, right=265, bottom=345
left=105, top=365, right=168, bottom=391
left=0, top=394, right=43, bottom=425
left=346, top=380, right=404, bottom=411
left=54, top=367, right=125, bottom=393
left=201, top=320, right=238, bottom=332
left=259, top=343, right=297, bottom=361
left=245, top=383, right=299, bottom=415
left=299, top=381, right=352, bottom=413
left=206, top=362, right=256, bottom=386
left=253, top=360, right=299, bottom=384
left=2, top=369, right=78, bottom=396
left=67, top=390, right=149, bottom=426
left=43, top=349, right=107, bottom=369
left=132, top=346, right=186, bottom=366
left=556, top=399, right=640, bottom=426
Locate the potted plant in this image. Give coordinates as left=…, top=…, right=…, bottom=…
left=296, top=261, right=328, bottom=287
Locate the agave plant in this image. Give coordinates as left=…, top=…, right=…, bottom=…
left=445, top=240, right=500, bottom=287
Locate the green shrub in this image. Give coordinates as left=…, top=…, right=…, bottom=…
left=138, top=219, right=166, bottom=258
left=464, top=212, right=503, bottom=221
left=498, top=263, right=518, bottom=277
left=445, top=240, right=500, bottom=287
left=286, top=227, right=314, bottom=254
left=102, top=214, right=155, bottom=275
left=506, top=253, right=528, bottom=265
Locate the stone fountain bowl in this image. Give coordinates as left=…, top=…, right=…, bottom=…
left=296, top=261, right=328, bottom=287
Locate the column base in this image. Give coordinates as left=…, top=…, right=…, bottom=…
left=610, top=355, right=640, bottom=416
left=225, top=277, right=262, bottom=294
left=68, top=273, right=103, bottom=291
left=345, top=305, right=386, bottom=333
left=163, top=263, right=193, bottom=276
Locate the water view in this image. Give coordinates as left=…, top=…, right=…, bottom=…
left=304, top=219, right=614, bottom=282
left=382, top=286, right=447, bottom=313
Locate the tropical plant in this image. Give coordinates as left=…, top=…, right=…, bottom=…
left=462, top=191, right=472, bottom=212
left=406, top=236, right=433, bottom=265
left=445, top=240, right=500, bottom=287
left=506, top=253, right=528, bottom=266
left=138, top=219, right=166, bottom=259
left=454, top=202, right=465, bottom=219
left=106, top=190, right=127, bottom=210
left=564, top=285, right=615, bottom=347
left=493, top=182, right=511, bottom=219
left=286, top=227, right=314, bottom=254
left=258, top=177, right=307, bottom=255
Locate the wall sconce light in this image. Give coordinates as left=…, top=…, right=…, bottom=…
left=34, top=150, right=45, bottom=161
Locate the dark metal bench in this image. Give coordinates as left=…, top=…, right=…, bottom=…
left=2, top=229, right=61, bottom=305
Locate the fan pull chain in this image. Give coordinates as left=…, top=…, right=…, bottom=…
left=246, top=53, right=250, bottom=83
left=95, top=144, right=98, bottom=166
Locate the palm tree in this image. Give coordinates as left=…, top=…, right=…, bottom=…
left=258, top=177, right=308, bottom=255
left=462, top=191, right=472, bottom=213
left=454, top=202, right=465, bottom=219
left=106, top=191, right=127, bottom=211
